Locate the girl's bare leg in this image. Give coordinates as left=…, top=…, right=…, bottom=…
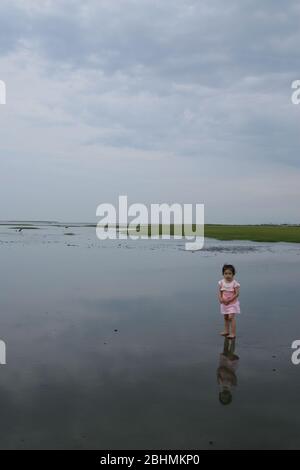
left=220, top=315, right=230, bottom=336
left=228, top=315, right=236, bottom=338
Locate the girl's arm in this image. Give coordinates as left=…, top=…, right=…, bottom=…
left=227, top=286, right=240, bottom=304
left=218, top=286, right=224, bottom=304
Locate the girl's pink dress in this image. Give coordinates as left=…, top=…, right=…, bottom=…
left=218, top=279, right=241, bottom=315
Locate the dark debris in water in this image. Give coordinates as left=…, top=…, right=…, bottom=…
left=10, top=226, right=40, bottom=230
left=202, top=246, right=261, bottom=253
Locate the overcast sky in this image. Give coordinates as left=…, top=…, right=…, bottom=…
left=0, top=0, right=300, bottom=223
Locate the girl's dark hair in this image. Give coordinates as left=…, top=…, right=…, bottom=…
left=222, top=264, right=236, bottom=275
left=219, top=390, right=232, bottom=406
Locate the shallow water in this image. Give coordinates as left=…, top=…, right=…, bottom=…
left=0, top=224, right=300, bottom=449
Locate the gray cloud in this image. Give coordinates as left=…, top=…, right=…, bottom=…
left=0, top=0, right=300, bottom=222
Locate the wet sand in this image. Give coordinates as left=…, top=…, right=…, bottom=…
left=0, top=223, right=300, bottom=449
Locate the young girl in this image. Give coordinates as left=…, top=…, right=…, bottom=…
left=218, top=264, right=240, bottom=339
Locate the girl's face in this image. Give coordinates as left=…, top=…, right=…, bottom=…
left=224, top=269, right=234, bottom=282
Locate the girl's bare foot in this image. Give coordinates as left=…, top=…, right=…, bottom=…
left=220, top=331, right=229, bottom=336
left=227, top=334, right=236, bottom=339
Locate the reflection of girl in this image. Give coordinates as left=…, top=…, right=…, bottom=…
left=217, top=338, right=239, bottom=406
left=218, top=264, right=241, bottom=339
